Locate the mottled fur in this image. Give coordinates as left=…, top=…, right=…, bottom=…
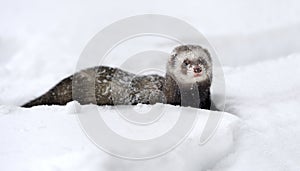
left=22, top=45, right=214, bottom=109
left=22, top=66, right=165, bottom=107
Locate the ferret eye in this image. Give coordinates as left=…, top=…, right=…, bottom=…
left=183, top=59, right=190, bottom=66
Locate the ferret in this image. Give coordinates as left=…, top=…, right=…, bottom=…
left=22, top=45, right=214, bottom=110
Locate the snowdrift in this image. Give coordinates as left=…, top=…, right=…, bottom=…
left=0, top=104, right=239, bottom=171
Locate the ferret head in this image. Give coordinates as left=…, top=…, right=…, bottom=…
left=167, top=45, right=212, bottom=85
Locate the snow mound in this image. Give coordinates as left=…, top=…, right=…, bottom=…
left=0, top=104, right=240, bottom=171
left=213, top=54, right=300, bottom=171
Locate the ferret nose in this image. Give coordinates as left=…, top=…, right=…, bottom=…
left=194, top=67, right=202, bottom=73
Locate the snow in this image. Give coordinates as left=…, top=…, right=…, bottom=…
left=213, top=54, right=300, bottom=171
left=0, top=104, right=240, bottom=171
left=1, top=0, right=300, bottom=170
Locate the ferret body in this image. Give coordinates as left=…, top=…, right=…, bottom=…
left=22, top=45, right=213, bottom=109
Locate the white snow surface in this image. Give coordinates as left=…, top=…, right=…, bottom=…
left=1, top=0, right=300, bottom=170
left=0, top=104, right=239, bottom=171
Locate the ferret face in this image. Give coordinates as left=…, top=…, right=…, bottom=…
left=167, top=45, right=212, bottom=84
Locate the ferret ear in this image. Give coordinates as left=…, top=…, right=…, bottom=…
left=169, top=52, right=177, bottom=66
left=170, top=52, right=177, bottom=62
left=203, top=48, right=211, bottom=59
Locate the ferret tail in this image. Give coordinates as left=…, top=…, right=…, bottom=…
left=22, top=96, right=49, bottom=108
left=21, top=77, right=73, bottom=108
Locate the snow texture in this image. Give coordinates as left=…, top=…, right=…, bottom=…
left=1, top=0, right=300, bottom=170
